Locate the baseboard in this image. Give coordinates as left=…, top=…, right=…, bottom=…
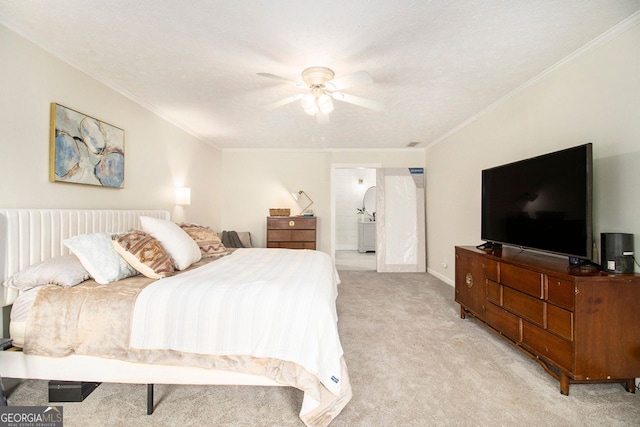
left=427, top=268, right=454, bottom=286
left=335, top=245, right=358, bottom=251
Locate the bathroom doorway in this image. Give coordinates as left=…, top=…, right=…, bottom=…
left=331, top=165, right=425, bottom=272
left=330, top=164, right=378, bottom=271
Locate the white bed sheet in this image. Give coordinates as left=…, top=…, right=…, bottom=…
left=131, top=248, right=345, bottom=404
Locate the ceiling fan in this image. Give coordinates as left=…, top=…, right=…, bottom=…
left=258, top=67, right=384, bottom=123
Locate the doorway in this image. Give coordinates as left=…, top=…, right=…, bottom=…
left=330, top=164, right=379, bottom=271
left=331, top=165, right=426, bottom=272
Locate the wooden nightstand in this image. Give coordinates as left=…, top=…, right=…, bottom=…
left=266, top=216, right=316, bottom=250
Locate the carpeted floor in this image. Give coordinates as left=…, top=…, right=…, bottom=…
left=4, top=270, right=640, bottom=426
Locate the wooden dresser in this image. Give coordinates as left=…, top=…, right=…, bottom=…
left=455, top=245, right=640, bottom=395
left=266, top=216, right=316, bottom=250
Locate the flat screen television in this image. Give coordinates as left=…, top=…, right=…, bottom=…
left=481, top=143, right=593, bottom=260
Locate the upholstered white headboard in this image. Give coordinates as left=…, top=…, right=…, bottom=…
left=0, top=209, right=170, bottom=308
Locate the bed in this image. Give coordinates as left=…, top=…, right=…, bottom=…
left=0, top=209, right=351, bottom=426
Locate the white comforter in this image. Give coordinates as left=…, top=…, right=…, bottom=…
left=130, top=248, right=345, bottom=401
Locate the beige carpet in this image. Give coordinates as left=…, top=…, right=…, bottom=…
left=4, top=270, right=640, bottom=426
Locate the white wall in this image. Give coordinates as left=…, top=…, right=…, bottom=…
left=0, top=24, right=222, bottom=228
left=221, top=150, right=424, bottom=254
left=426, top=20, right=640, bottom=284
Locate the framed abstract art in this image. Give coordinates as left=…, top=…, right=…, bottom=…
left=49, top=103, right=125, bottom=188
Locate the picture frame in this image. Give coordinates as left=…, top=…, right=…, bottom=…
left=50, top=103, right=125, bottom=188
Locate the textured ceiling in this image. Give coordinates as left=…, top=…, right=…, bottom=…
left=1, top=1, right=639, bottom=150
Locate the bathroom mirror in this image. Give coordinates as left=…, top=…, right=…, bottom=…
left=362, top=186, right=377, bottom=219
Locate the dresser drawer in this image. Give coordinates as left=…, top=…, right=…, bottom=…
left=547, top=276, right=575, bottom=311
left=501, top=264, right=543, bottom=298
left=485, top=302, right=521, bottom=342
left=503, top=287, right=544, bottom=327
left=486, top=280, right=501, bottom=305
left=547, top=304, right=573, bottom=341
left=483, top=259, right=499, bottom=281
left=522, top=321, right=573, bottom=371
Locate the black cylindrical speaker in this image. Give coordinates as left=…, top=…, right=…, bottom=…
left=600, top=233, right=634, bottom=273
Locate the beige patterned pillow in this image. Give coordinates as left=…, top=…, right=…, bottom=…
left=179, top=223, right=229, bottom=258
left=112, top=230, right=175, bottom=279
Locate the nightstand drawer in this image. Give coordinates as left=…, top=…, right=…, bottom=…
left=267, top=241, right=315, bottom=249
left=267, top=230, right=316, bottom=242
left=267, top=217, right=316, bottom=230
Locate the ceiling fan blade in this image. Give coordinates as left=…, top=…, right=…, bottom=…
left=332, top=92, right=384, bottom=112
left=257, top=73, right=306, bottom=88
left=316, top=113, right=330, bottom=125
left=324, top=70, right=373, bottom=91
left=262, top=94, right=303, bottom=110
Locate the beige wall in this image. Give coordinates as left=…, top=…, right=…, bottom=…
left=426, top=21, right=640, bottom=284
left=0, top=24, right=222, bottom=228
left=221, top=150, right=424, bottom=253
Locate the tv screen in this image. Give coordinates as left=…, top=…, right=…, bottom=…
left=481, top=143, right=593, bottom=259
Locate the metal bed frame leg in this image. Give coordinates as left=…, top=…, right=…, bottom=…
left=147, top=384, right=154, bottom=415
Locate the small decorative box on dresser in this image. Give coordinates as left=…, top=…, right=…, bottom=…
left=455, top=245, right=640, bottom=395
left=266, top=216, right=316, bottom=250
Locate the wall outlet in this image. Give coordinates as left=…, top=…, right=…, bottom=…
left=442, top=258, right=448, bottom=269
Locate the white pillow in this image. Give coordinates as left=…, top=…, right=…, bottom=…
left=63, top=232, right=138, bottom=285
left=3, top=255, right=90, bottom=290
left=139, top=216, right=201, bottom=270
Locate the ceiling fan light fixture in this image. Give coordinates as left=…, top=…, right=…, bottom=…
left=317, top=94, right=334, bottom=114
left=301, top=91, right=333, bottom=116
left=301, top=93, right=319, bottom=115
left=259, top=66, right=381, bottom=118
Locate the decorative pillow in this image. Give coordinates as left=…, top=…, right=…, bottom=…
left=3, top=255, right=90, bottom=291
left=63, top=232, right=138, bottom=285
left=179, top=223, right=229, bottom=258
left=139, top=216, right=201, bottom=270
left=112, top=230, right=175, bottom=279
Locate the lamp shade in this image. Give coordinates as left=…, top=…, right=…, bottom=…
left=291, top=190, right=313, bottom=214
left=175, top=187, right=191, bottom=205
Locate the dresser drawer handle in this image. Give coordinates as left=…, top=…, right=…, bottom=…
left=466, top=273, right=473, bottom=289
left=289, top=220, right=295, bottom=227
